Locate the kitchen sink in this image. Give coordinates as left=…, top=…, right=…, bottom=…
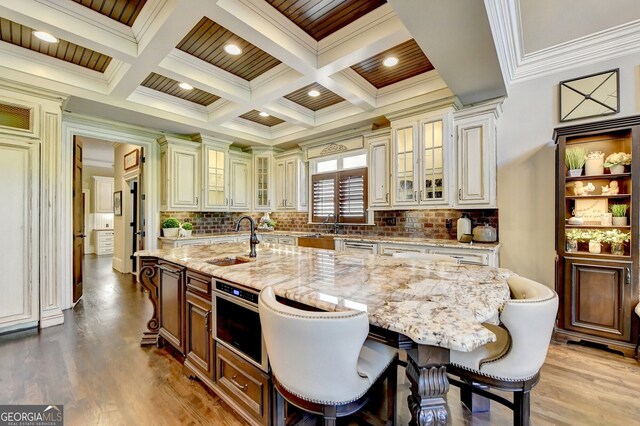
left=206, top=257, right=252, bottom=266
left=298, top=235, right=335, bottom=250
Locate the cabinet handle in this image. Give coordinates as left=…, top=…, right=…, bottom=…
left=267, top=199, right=270, bottom=206
left=205, top=311, right=210, bottom=332
left=419, top=190, right=423, bottom=201
left=458, top=189, right=462, bottom=200
left=231, top=198, right=233, bottom=206
left=230, top=375, right=248, bottom=392
left=195, top=196, right=198, bottom=205
left=626, top=267, right=631, bottom=286
left=385, top=193, right=389, bottom=202
left=414, top=191, right=417, bottom=200
left=225, top=198, right=228, bottom=205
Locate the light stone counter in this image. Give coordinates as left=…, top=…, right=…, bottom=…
left=138, top=242, right=512, bottom=352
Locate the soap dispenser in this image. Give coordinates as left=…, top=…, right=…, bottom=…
left=456, top=213, right=471, bottom=240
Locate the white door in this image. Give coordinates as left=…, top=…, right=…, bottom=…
left=284, top=159, right=296, bottom=209
left=0, top=138, right=39, bottom=331
left=229, top=157, right=250, bottom=210
left=457, top=117, right=490, bottom=206
left=368, top=137, right=390, bottom=207
left=274, top=160, right=286, bottom=209
left=171, top=146, right=200, bottom=209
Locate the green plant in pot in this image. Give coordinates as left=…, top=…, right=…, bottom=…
left=180, top=222, right=193, bottom=237
left=565, top=147, right=587, bottom=176
left=162, top=217, right=180, bottom=237
left=582, top=229, right=605, bottom=254
left=610, top=204, right=628, bottom=226
left=604, top=229, right=630, bottom=256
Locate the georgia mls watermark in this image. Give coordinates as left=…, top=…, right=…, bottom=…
left=0, top=405, right=63, bottom=426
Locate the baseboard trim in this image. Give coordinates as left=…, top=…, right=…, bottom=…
left=0, top=321, right=38, bottom=335
left=40, top=310, right=64, bottom=328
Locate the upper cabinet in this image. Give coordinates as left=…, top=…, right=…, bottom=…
left=201, top=138, right=230, bottom=211
left=93, top=176, right=114, bottom=213
left=228, top=151, right=252, bottom=211
left=390, top=108, right=453, bottom=208
left=159, top=136, right=201, bottom=211
left=367, top=130, right=391, bottom=208
left=275, top=151, right=307, bottom=211
left=453, top=101, right=500, bottom=208
left=248, top=148, right=278, bottom=212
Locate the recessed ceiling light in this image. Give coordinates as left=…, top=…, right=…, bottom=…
left=178, top=82, right=193, bottom=90
left=308, top=89, right=320, bottom=97
left=33, top=31, right=58, bottom=43
left=383, top=56, right=399, bottom=67
left=224, top=44, right=242, bottom=55
left=259, top=111, right=269, bottom=117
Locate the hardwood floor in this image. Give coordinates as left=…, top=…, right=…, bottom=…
left=0, top=254, right=639, bottom=425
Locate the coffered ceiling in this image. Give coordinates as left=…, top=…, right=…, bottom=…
left=0, top=0, right=633, bottom=146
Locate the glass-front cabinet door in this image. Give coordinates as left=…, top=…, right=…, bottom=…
left=394, top=124, right=418, bottom=205
left=254, top=155, right=271, bottom=210
left=421, top=119, right=445, bottom=203
left=203, top=145, right=228, bottom=210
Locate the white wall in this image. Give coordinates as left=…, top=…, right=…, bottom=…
left=497, top=54, right=640, bottom=286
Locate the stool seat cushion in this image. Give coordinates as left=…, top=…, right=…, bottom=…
left=357, top=339, right=398, bottom=385
left=635, top=302, right=640, bottom=317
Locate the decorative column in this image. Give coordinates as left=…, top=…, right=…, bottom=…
left=139, top=256, right=160, bottom=345
left=406, top=345, right=450, bottom=426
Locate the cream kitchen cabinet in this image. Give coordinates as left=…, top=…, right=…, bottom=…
left=95, top=229, right=114, bottom=255
left=228, top=152, right=252, bottom=211
left=390, top=107, right=453, bottom=208
left=200, top=137, right=230, bottom=211
left=367, top=130, right=391, bottom=209
left=159, top=136, right=201, bottom=211
left=93, top=176, right=114, bottom=213
left=453, top=100, right=500, bottom=208
left=251, top=149, right=275, bottom=211
left=275, top=151, right=308, bottom=211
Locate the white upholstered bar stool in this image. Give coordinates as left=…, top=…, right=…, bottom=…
left=391, top=252, right=460, bottom=263
left=258, top=287, right=398, bottom=426
left=447, top=275, right=558, bottom=426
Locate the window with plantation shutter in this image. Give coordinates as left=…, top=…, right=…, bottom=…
left=338, top=168, right=367, bottom=223
left=311, top=173, right=336, bottom=223
left=311, top=168, right=367, bottom=224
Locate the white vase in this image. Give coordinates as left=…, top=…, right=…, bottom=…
left=163, top=228, right=179, bottom=237
left=612, top=216, right=627, bottom=226
left=609, top=164, right=625, bottom=174
left=584, top=158, right=604, bottom=176
left=568, top=169, right=583, bottom=177
left=588, top=241, right=601, bottom=254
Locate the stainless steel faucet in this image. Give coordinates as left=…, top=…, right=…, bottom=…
left=235, top=215, right=259, bottom=257
left=324, top=213, right=339, bottom=234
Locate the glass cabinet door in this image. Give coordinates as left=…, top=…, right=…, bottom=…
left=395, top=125, right=416, bottom=204
left=422, top=120, right=444, bottom=201
left=205, top=147, right=227, bottom=209
left=255, top=155, right=270, bottom=210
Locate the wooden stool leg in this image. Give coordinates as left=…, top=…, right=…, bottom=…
left=386, top=363, right=398, bottom=425
left=272, top=386, right=285, bottom=426
left=513, top=391, right=531, bottom=426
left=460, top=381, right=491, bottom=413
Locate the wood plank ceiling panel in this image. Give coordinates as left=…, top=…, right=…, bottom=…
left=141, top=73, right=220, bottom=106
left=239, top=110, right=285, bottom=127
left=351, top=39, right=434, bottom=89
left=0, top=18, right=112, bottom=72
left=265, top=0, right=386, bottom=41
left=71, top=0, right=147, bottom=26
left=284, top=83, right=344, bottom=111
left=177, top=17, right=281, bottom=81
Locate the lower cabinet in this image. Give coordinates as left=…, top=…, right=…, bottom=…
left=216, top=343, right=271, bottom=426
left=562, top=258, right=634, bottom=343
left=185, top=291, right=214, bottom=384
left=158, top=262, right=186, bottom=354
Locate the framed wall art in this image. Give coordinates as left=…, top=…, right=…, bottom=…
left=124, top=148, right=139, bottom=171
left=559, top=69, right=619, bottom=122
left=113, top=190, right=122, bottom=216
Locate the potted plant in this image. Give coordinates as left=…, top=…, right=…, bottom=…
left=610, top=204, right=628, bottom=226
left=565, top=229, right=583, bottom=252
left=161, top=217, right=180, bottom=237
left=565, top=147, right=586, bottom=177
left=584, top=151, right=605, bottom=176
left=582, top=229, right=605, bottom=254
left=604, top=229, right=630, bottom=256
left=180, top=222, right=193, bottom=237
left=604, top=152, right=632, bottom=174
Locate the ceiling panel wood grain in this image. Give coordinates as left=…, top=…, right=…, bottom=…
left=240, top=110, right=285, bottom=127
left=141, top=73, right=220, bottom=106
left=284, top=83, right=344, bottom=111
left=265, top=0, right=386, bottom=41
left=351, top=39, right=434, bottom=89
left=0, top=18, right=112, bottom=73
left=71, top=0, right=146, bottom=26
left=177, top=17, right=281, bottom=81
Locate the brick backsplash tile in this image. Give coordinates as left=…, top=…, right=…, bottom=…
left=161, top=208, right=498, bottom=240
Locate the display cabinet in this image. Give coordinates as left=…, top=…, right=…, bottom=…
left=555, top=116, right=640, bottom=357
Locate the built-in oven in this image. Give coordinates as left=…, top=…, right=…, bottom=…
left=213, top=280, right=268, bottom=372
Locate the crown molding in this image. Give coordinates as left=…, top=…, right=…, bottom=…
left=486, top=0, right=640, bottom=84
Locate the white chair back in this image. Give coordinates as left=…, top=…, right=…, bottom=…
left=392, top=252, right=459, bottom=263
left=481, top=275, right=558, bottom=380
left=258, top=286, right=371, bottom=404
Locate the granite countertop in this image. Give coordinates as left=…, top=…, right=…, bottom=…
left=138, top=243, right=512, bottom=352
left=158, top=231, right=501, bottom=250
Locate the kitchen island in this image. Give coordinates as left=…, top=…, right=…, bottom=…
left=137, top=243, right=512, bottom=425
